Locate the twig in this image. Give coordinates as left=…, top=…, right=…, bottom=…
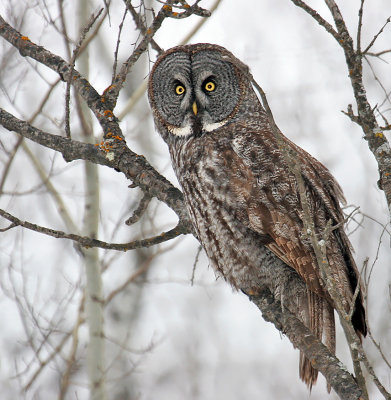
left=125, top=0, right=163, bottom=54
left=105, top=256, right=154, bottom=304
left=0, top=135, right=23, bottom=194
left=59, top=295, right=85, bottom=400
left=341, top=104, right=361, bottom=125
left=21, top=140, right=80, bottom=234
left=324, top=206, right=361, bottom=236
left=0, top=222, right=17, bottom=232
left=155, top=0, right=211, bottom=19
left=366, top=221, right=388, bottom=290
left=356, top=0, right=365, bottom=54
left=0, top=208, right=188, bottom=251
left=104, top=1, right=175, bottom=107
left=105, top=0, right=211, bottom=108
left=28, top=78, right=62, bottom=122
left=190, top=245, right=203, bottom=285
left=364, top=55, right=391, bottom=113
left=362, top=356, right=391, bottom=400
left=0, top=107, right=192, bottom=226
left=363, top=16, right=391, bottom=55
left=368, top=329, right=391, bottom=370
left=65, top=8, right=104, bottom=138
left=125, top=192, right=152, bottom=225
left=366, top=49, right=391, bottom=58
left=118, top=0, right=221, bottom=120
left=24, top=330, right=73, bottom=391
left=290, top=0, right=340, bottom=41
left=178, top=0, right=222, bottom=45
left=57, top=0, right=72, bottom=61
left=112, top=7, right=128, bottom=80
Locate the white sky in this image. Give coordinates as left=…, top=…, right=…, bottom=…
left=0, top=1, right=390, bottom=399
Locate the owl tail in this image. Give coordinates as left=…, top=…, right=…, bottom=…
left=299, top=290, right=335, bottom=392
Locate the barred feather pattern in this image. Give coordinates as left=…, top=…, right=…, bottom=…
left=148, top=43, right=366, bottom=389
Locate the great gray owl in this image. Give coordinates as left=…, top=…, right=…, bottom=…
left=148, top=43, right=366, bottom=389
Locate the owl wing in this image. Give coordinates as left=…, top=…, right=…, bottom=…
left=226, top=125, right=352, bottom=299
left=216, top=124, right=366, bottom=388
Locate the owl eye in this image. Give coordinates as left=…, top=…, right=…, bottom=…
left=175, top=84, right=186, bottom=95
left=203, top=80, right=216, bottom=92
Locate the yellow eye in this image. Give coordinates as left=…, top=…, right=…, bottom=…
left=175, top=85, right=186, bottom=95
left=204, top=81, right=216, bottom=92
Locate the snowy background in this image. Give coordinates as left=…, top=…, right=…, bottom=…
left=0, top=0, right=390, bottom=399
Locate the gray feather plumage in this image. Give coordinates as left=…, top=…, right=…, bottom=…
left=148, top=43, right=366, bottom=389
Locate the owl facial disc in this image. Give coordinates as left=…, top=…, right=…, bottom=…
left=149, top=48, right=240, bottom=139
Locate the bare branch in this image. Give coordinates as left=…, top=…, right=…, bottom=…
left=356, top=0, right=365, bottom=53
left=0, top=222, right=17, bottom=232
left=0, top=208, right=188, bottom=251
left=0, top=14, right=120, bottom=139
left=290, top=0, right=340, bottom=42
left=104, top=0, right=180, bottom=107
left=105, top=256, right=154, bottom=304
left=59, top=296, right=85, bottom=400
left=125, top=0, right=163, bottom=55
left=0, top=107, right=192, bottom=227
left=0, top=135, right=23, bottom=194
left=366, top=49, right=391, bottom=58
left=112, top=7, right=128, bottom=81
left=290, top=0, right=391, bottom=238
left=364, top=56, right=391, bottom=115
left=24, top=330, right=73, bottom=391
left=363, top=16, right=391, bottom=55
left=249, top=287, right=363, bottom=400
left=104, top=0, right=212, bottom=107
left=253, top=70, right=371, bottom=397
left=288, top=2, right=391, bottom=397
left=65, top=8, right=104, bottom=138
left=155, top=1, right=211, bottom=19
left=341, top=104, right=361, bottom=125
left=125, top=192, right=152, bottom=225
left=190, top=245, right=203, bottom=285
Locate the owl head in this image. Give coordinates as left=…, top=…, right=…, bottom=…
left=148, top=43, right=254, bottom=142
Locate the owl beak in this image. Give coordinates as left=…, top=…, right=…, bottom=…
left=192, top=101, right=198, bottom=116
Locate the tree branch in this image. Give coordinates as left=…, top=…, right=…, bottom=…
left=363, top=16, right=391, bottom=55
left=252, top=66, right=372, bottom=398
left=0, top=208, right=188, bottom=251
left=289, top=0, right=391, bottom=216
left=249, top=288, right=363, bottom=400
left=0, top=15, right=194, bottom=227
left=290, top=0, right=340, bottom=41
left=0, top=7, right=383, bottom=397
left=104, top=0, right=211, bottom=108
left=125, top=0, right=163, bottom=55
left=0, top=107, right=192, bottom=229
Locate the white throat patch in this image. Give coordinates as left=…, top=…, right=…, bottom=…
left=167, top=118, right=228, bottom=137
left=167, top=124, right=193, bottom=137
left=203, top=120, right=228, bottom=132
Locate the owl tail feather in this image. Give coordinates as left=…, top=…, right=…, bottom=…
left=299, top=291, right=336, bottom=393
left=299, top=352, right=318, bottom=390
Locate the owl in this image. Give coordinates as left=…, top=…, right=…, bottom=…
left=148, top=43, right=367, bottom=388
